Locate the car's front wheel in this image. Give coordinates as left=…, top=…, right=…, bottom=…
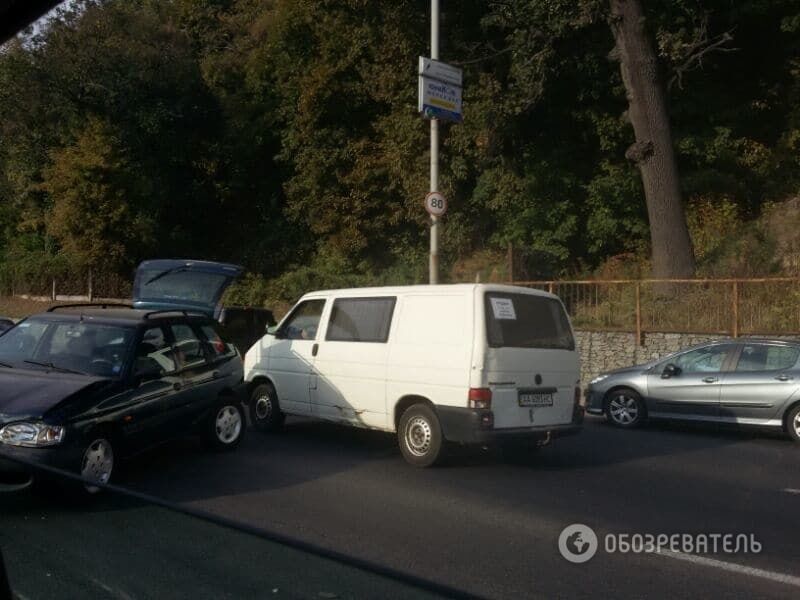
left=787, top=404, right=800, bottom=443
left=80, top=435, right=115, bottom=494
left=398, top=403, right=444, bottom=467
left=207, top=398, right=245, bottom=451
left=605, top=389, right=646, bottom=428
left=249, top=382, right=285, bottom=432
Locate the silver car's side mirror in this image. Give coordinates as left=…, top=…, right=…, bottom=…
left=662, top=363, right=681, bottom=379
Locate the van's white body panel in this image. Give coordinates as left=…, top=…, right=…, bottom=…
left=244, top=284, right=581, bottom=440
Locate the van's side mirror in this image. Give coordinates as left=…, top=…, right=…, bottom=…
left=661, top=363, right=681, bottom=379
left=266, top=325, right=283, bottom=338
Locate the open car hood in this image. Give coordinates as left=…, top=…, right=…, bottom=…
left=132, top=259, right=243, bottom=318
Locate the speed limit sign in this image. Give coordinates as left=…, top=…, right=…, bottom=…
left=424, top=191, right=447, bottom=217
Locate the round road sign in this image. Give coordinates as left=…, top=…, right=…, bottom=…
left=424, top=192, right=447, bottom=217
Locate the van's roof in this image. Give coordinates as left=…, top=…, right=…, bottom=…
left=300, top=283, right=559, bottom=300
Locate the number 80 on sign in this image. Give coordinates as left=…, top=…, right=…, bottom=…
left=424, top=192, right=447, bottom=217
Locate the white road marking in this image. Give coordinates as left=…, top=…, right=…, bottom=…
left=658, top=550, right=800, bottom=588
left=783, top=488, right=800, bottom=495
left=89, top=577, right=135, bottom=600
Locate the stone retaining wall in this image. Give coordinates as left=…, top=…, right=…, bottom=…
left=575, top=331, right=719, bottom=384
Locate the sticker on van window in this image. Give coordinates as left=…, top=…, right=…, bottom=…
left=490, top=297, right=517, bottom=320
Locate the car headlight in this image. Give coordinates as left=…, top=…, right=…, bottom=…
left=0, top=422, right=65, bottom=447
left=589, top=374, right=609, bottom=385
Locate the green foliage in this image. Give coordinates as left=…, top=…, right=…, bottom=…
left=1, top=0, right=800, bottom=299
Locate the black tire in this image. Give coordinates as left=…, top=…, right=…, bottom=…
left=207, top=397, right=246, bottom=451
left=397, top=403, right=444, bottom=467
left=605, top=389, right=647, bottom=428
left=249, top=382, right=285, bottom=432
left=787, top=404, right=800, bottom=443
left=78, top=432, right=116, bottom=495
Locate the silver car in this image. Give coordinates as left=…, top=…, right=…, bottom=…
left=585, top=338, right=800, bottom=443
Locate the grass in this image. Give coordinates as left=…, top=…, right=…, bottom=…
left=0, top=297, right=67, bottom=319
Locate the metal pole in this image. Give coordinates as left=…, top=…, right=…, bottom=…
left=635, top=282, right=642, bottom=346
left=429, top=0, right=439, bottom=285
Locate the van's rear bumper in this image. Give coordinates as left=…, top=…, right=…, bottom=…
left=436, top=405, right=583, bottom=444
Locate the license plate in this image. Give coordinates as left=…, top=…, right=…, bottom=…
left=518, top=391, right=554, bottom=407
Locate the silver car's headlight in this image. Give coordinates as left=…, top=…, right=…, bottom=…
left=0, top=422, right=65, bottom=447
left=589, top=374, right=609, bottom=385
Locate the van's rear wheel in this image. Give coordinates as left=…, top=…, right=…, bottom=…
left=398, top=404, right=443, bottom=467
left=249, top=382, right=285, bottom=432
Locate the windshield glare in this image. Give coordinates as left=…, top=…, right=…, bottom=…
left=0, top=319, right=135, bottom=377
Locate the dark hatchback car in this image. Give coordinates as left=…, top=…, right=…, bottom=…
left=0, top=260, right=247, bottom=493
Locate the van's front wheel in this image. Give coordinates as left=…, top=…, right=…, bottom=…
left=249, top=383, right=285, bottom=432
left=398, top=404, right=443, bottom=467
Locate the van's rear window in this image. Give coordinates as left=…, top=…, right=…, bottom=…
left=484, top=292, right=575, bottom=350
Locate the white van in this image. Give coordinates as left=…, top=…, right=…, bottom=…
left=243, top=284, right=582, bottom=466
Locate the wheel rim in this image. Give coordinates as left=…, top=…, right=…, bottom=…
left=794, top=411, right=800, bottom=437
left=405, top=416, right=432, bottom=457
left=609, top=395, right=639, bottom=425
left=81, top=439, right=114, bottom=493
left=216, top=406, right=242, bottom=444
left=255, top=394, right=272, bottom=421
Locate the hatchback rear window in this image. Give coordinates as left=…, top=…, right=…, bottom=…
left=484, top=292, right=575, bottom=350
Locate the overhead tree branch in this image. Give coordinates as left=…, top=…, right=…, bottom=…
left=666, top=15, right=738, bottom=90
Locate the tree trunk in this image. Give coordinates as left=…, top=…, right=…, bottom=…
left=609, top=0, right=695, bottom=279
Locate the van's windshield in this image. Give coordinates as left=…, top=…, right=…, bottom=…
left=484, top=292, right=575, bottom=350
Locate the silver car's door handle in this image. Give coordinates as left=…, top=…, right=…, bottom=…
left=775, top=374, right=794, bottom=382
left=702, top=377, right=718, bottom=383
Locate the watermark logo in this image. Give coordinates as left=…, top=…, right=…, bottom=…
left=557, top=526, right=762, bottom=563
left=558, top=524, right=598, bottom=563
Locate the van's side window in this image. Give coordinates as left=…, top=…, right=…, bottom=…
left=282, top=300, right=326, bottom=340
left=326, top=297, right=396, bottom=343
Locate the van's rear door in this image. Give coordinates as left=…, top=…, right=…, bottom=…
left=133, top=259, right=243, bottom=318
left=482, top=291, right=579, bottom=429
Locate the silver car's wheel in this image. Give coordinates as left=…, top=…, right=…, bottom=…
left=788, top=405, right=800, bottom=443
left=606, top=390, right=645, bottom=428
left=81, top=438, right=114, bottom=494
left=215, top=406, right=243, bottom=445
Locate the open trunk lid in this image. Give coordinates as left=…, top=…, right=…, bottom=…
left=132, top=259, right=243, bottom=318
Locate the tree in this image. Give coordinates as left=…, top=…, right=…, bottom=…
left=42, top=118, right=154, bottom=271
left=609, top=0, right=695, bottom=278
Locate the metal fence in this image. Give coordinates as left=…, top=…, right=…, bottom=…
left=512, top=278, right=800, bottom=340
left=0, top=269, right=132, bottom=300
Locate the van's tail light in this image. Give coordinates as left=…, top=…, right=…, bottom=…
left=574, top=386, right=582, bottom=407
left=468, top=388, right=492, bottom=409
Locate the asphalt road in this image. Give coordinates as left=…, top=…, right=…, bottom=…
left=2, top=416, right=799, bottom=599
